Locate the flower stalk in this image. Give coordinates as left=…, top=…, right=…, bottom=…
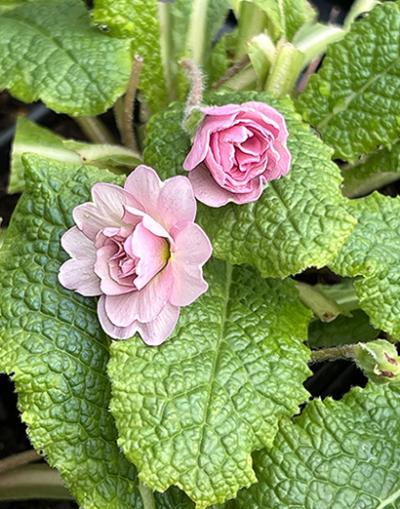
left=122, top=54, right=144, bottom=152
left=185, top=0, right=209, bottom=66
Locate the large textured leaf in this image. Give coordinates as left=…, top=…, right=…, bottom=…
left=0, top=155, right=143, bottom=509
left=0, top=0, right=132, bottom=116
left=144, top=91, right=356, bottom=278
left=231, top=383, right=400, bottom=508
left=252, top=0, right=316, bottom=41
left=331, top=192, right=400, bottom=338
left=9, top=118, right=140, bottom=194
left=92, top=0, right=168, bottom=112
left=298, top=1, right=400, bottom=161
left=109, top=261, right=312, bottom=508
left=342, top=143, right=400, bottom=198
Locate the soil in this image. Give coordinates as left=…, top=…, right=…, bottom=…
left=0, top=1, right=382, bottom=507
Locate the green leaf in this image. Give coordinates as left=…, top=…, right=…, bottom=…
left=342, top=143, right=400, bottom=198
left=0, top=0, right=132, bottom=116
left=109, top=261, right=312, bottom=508
left=155, top=488, right=194, bottom=509
left=92, top=0, right=168, bottom=112
left=0, top=155, right=142, bottom=509
left=251, top=0, right=316, bottom=41
left=144, top=91, right=356, bottom=278
left=330, top=192, right=400, bottom=338
left=297, top=1, right=400, bottom=161
left=231, top=383, right=400, bottom=509
left=308, top=310, right=380, bottom=348
left=9, top=118, right=140, bottom=194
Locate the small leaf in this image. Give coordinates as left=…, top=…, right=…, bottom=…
left=331, top=192, right=400, bottom=338
left=144, top=91, right=356, bottom=278
left=0, top=0, right=132, bottom=116
left=298, top=1, right=400, bottom=161
left=0, top=155, right=142, bottom=509
left=10, top=118, right=140, bottom=194
left=231, top=383, right=400, bottom=509
left=109, top=261, right=312, bottom=508
left=308, top=310, right=380, bottom=348
left=342, top=143, right=400, bottom=198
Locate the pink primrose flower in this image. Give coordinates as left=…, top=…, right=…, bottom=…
left=183, top=101, right=291, bottom=207
left=59, top=165, right=212, bottom=345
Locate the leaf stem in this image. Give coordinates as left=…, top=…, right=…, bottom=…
left=344, top=0, right=378, bottom=29
left=75, top=117, right=116, bottom=145
left=186, top=0, right=209, bottom=66
left=122, top=55, right=144, bottom=152
left=311, top=344, right=356, bottom=363
left=138, top=481, right=156, bottom=509
left=0, top=450, right=40, bottom=475
left=295, top=24, right=344, bottom=66
left=265, top=42, right=305, bottom=97
left=235, top=1, right=267, bottom=58
left=0, top=464, right=73, bottom=501
left=296, top=282, right=344, bottom=322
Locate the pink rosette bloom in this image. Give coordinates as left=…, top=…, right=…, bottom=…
left=183, top=101, right=291, bottom=207
left=58, top=165, right=212, bottom=345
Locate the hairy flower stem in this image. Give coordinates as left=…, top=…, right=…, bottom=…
left=311, top=344, right=356, bottom=363
left=186, top=0, right=209, bottom=66
left=75, top=117, right=115, bottom=145
left=265, top=43, right=305, bottom=97
left=0, top=464, right=73, bottom=501
left=138, top=481, right=156, bottom=509
left=181, top=59, right=204, bottom=114
left=0, top=450, right=40, bottom=475
left=122, top=55, right=144, bottom=152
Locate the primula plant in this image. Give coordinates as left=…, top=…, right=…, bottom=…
left=2, top=0, right=400, bottom=508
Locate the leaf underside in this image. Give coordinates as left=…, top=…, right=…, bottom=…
left=144, top=91, right=356, bottom=278
left=0, top=155, right=142, bottom=509
left=0, top=0, right=132, bottom=116
left=109, top=261, right=312, bottom=508
left=297, top=1, right=400, bottom=161
left=230, top=383, right=400, bottom=509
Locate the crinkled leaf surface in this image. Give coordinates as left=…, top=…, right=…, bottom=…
left=330, top=192, right=400, bottom=338
left=342, top=143, right=400, bottom=198
left=298, top=1, right=400, bottom=161
left=0, top=0, right=132, bottom=116
left=252, top=0, right=316, bottom=41
left=109, top=261, right=312, bottom=508
left=230, top=383, right=400, bottom=509
left=144, top=91, right=356, bottom=278
left=0, top=155, right=143, bottom=509
left=92, top=0, right=168, bottom=112
left=9, top=118, right=140, bottom=194
left=308, top=310, right=379, bottom=348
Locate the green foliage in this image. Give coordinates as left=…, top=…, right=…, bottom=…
left=0, top=155, right=143, bottom=509
left=109, top=261, right=312, bottom=508
left=298, top=1, right=400, bottom=161
left=144, top=91, right=356, bottom=278
left=251, top=0, right=316, bottom=41
left=0, top=0, right=132, bottom=116
left=231, top=383, right=400, bottom=508
left=9, top=118, right=140, bottom=194
left=92, top=0, right=168, bottom=112
left=308, top=310, right=380, bottom=348
left=331, top=193, right=400, bottom=337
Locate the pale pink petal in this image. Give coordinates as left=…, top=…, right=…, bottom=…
left=137, top=303, right=180, bottom=346
left=189, top=165, right=237, bottom=207
left=124, top=205, right=171, bottom=241
left=124, top=165, right=161, bottom=217
left=97, top=296, right=139, bottom=340
left=73, top=184, right=128, bottom=241
left=157, top=175, right=196, bottom=231
left=94, top=245, right=133, bottom=296
left=171, top=223, right=213, bottom=265
left=59, top=227, right=100, bottom=296
left=104, top=266, right=173, bottom=326
left=129, top=222, right=168, bottom=290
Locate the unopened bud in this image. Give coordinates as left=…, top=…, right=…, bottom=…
left=354, top=339, right=400, bottom=384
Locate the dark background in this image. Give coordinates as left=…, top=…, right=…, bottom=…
left=0, top=1, right=363, bottom=507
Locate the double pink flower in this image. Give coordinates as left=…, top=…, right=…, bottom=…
left=59, top=166, right=212, bottom=345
